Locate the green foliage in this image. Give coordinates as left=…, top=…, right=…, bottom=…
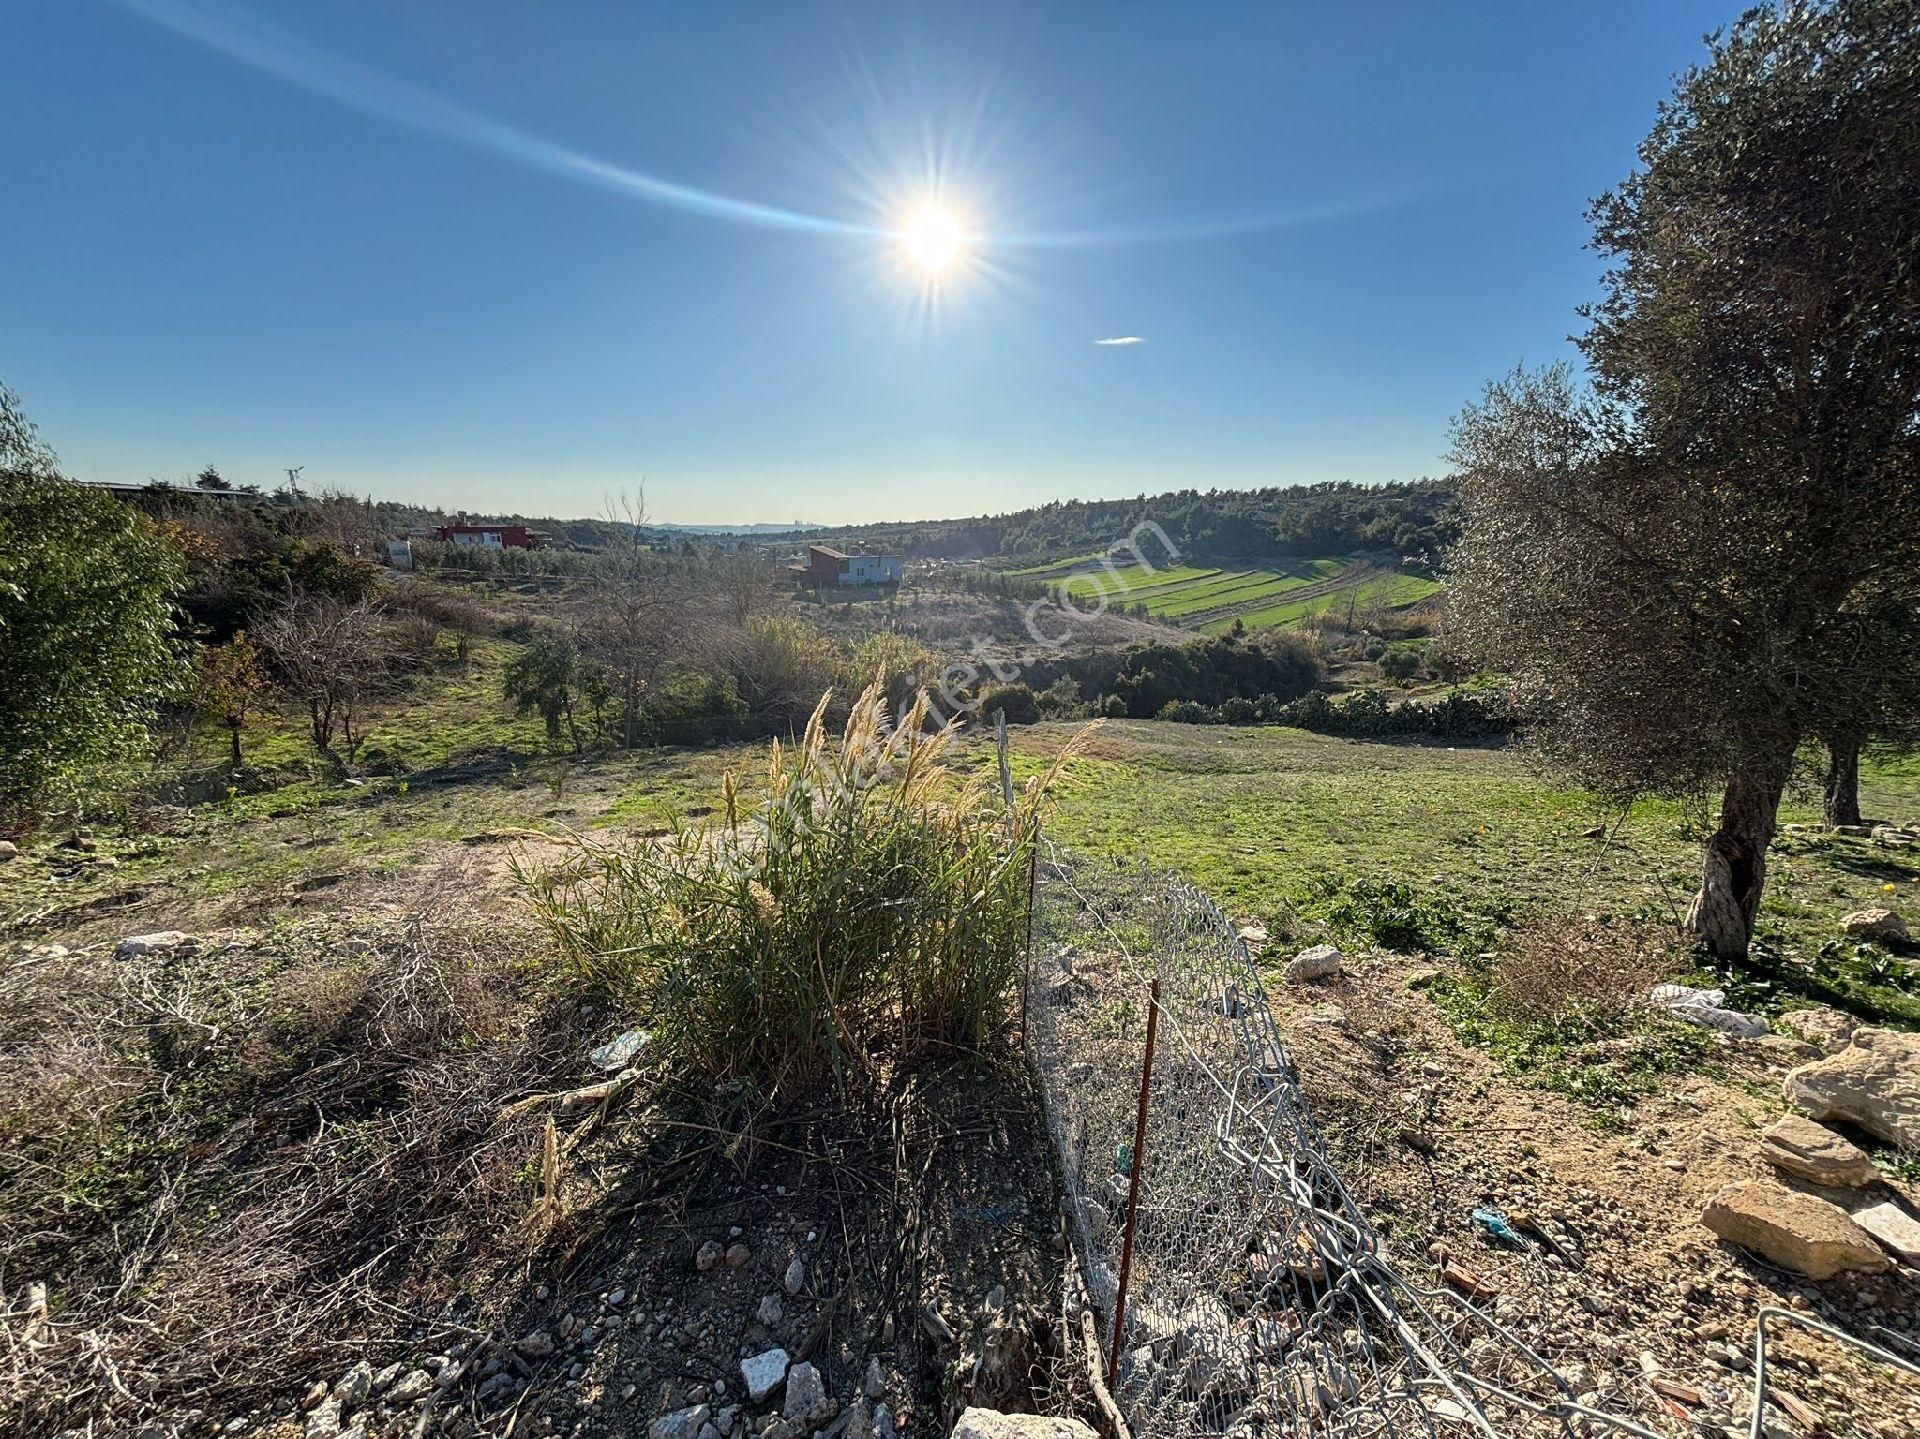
left=502, top=634, right=594, bottom=746
left=516, top=684, right=1077, bottom=1097
left=0, top=469, right=188, bottom=829
left=1426, top=964, right=1712, bottom=1128
left=1149, top=685, right=1511, bottom=739
left=976, top=681, right=1039, bottom=725
left=1109, top=629, right=1321, bottom=716
left=1312, top=875, right=1504, bottom=954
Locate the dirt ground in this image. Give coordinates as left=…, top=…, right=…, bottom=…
left=1272, top=948, right=1920, bottom=1438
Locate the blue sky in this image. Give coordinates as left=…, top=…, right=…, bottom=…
left=3, top=1, right=1736, bottom=524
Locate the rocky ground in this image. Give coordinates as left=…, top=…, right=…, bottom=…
left=5, top=809, right=1917, bottom=1439
left=1266, top=941, right=1920, bottom=1438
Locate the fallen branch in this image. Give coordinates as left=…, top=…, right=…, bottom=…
left=498, top=1065, right=643, bottom=1120
left=1079, top=1310, right=1132, bottom=1439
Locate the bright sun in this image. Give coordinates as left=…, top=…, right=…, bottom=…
left=901, top=206, right=964, bottom=274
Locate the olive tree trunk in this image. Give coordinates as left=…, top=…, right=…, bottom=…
left=1686, top=745, right=1795, bottom=963
left=1822, top=736, right=1862, bottom=828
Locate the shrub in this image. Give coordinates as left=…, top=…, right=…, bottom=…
left=516, top=684, right=1083, bottom=1096
left=974, top=681, right=1039, bottom=725
left=1036, top=676, right=1090, bottom=720
left=1380, top=643, right=1425, bottom=681
left=1486, top=918, right=1676, bottom=1028
left=1, top=468, right=188, bottom=829
left=1156, top=699, right=1217, bottom=724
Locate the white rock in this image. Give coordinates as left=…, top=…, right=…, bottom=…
left=650, top=1404, right=712, bottom=1439
left=783, top=1362, right=832, bottom=1428
left=757, top=1293, right=785, bottom=1326
left=783, top=1255, right=806, bottom=1295
left=1851, top=1201, right=1920, bottom=1265
left=1284, top=943, right=1342, bottom=983
left=115, top=930, right=196, bottom=960
left=304, top=1397, right=342, bottom=1439
left=388, top=1369, right=434, bottom=1405
left=949, top=1410, right=1098, bottom=1439
left=740, top=1348, right=791, bottom=1403
left=334, top=1360, right=373, bottom=1408
left=863, top=1355, right=884, bottom=1400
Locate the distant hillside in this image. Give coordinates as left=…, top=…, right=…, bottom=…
left=800, top=479, right=1456, bottom=569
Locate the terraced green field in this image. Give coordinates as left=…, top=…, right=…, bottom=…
left=1031, top=554, right=1435, bottom=633
left=1200, top=569, right=1441, bottom=633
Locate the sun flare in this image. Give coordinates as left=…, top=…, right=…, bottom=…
left=901, top=206, right=965, bottom=275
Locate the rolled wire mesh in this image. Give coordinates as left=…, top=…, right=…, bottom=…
left=1024, top=845, right=1920, bottom=1437
left=1024, top=847, right=1656, bottom=1439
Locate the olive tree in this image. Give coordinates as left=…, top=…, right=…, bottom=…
left=0, top=384, right=188, bottom=830
left=1450, top=0, right=1920, bottom=962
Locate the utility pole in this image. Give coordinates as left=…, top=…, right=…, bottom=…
left=284, top=465, right=304, bottom=499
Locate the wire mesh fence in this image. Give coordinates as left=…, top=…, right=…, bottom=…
left=1022, top=844, right=1919, bottom=1439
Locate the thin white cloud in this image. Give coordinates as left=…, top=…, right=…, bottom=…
left=117, top=0, right=876, bottom=238
left=1094, top=336, right=1146, bottom=346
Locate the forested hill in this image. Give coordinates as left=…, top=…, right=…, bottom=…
left=802, top=479, right=1457, bottom=566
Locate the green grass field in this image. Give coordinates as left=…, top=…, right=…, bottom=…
left=1008, top=720, right=1920, bottom=1027
left=1035, top=554, right=1433, bottom=633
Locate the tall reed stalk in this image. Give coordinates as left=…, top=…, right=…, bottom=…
left=515, top=680, right=1087, bottom=1095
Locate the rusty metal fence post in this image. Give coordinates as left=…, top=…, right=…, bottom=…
left=1108, top=974, right=1161, bottom=1388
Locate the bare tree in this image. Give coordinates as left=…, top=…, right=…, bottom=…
left=254, top=593, right=392, bottom=769
left=573, top=491, right=687, bottom=748
left=702, top=545, right=786, bottom=629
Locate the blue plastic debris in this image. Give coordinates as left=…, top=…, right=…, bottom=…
left=1471, top=1207, right=1524, bottom=1244
left=589, top=1029, right=649, bottom=1072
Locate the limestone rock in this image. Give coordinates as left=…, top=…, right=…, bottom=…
left=756, top=1293, right=785, bottom=1326
left=650, top=1404, right=711, bottom=1439
left=1760, top=1115, right=1877, bottom=1188
left=948, top=1411, right=1099, bottom=1439
left=740, top=1348, right=790, bottom=1403
left=1701, top=1181, right=1890, bottom=1280
left=304, top=1397, right=342, bottom=1439
left=1285, top=943, right=1342, bottom=984
left=1851, top=1201, right=1920, bottom=1265
left=0, top=840, right=18, bottom=862
left=1777, top=1006, right=1857, bottom=1055
left=783, top=1255, right=806, bottom=1295
left=1839, top=908, right=1909, bottom=944
left=1785, top=1028, right=1920, bottom=1148
left=115, top=930, right=196, bottom=960
left=334, top=1360, right=373, bottom=1409
left=783, top=1362, right=832, bottom=1428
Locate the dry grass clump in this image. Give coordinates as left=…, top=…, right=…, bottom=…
left=517, top=680, right=1088, bottom=1097
left=0, top=898, right=581, bottom=1435
left=1485, top=916, right=1679, bottom=1028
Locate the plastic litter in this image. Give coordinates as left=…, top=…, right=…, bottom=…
left=1470, top=1207, right=1524, bottom=1245
left=589, top=1029, right=649, bottom=1072
left=1649, top=984, right=1769, bottom=1039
